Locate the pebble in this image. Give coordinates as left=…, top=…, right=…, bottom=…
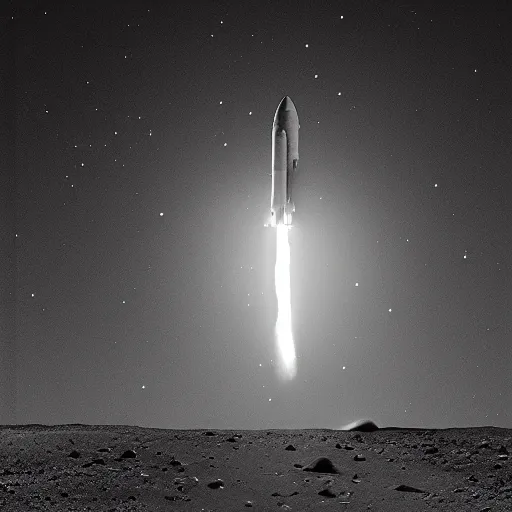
left=302, top=457, right=339, bottom=474
left=207, top=479, right=224, bottom=489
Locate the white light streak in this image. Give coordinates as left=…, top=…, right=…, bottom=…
left=274, top=225, right=296, bottom=379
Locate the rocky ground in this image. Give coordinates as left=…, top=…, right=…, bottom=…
left=0, top=424, right=511, bottom=511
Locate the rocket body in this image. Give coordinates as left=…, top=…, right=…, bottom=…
left=271, top=96, right=299, bottom=226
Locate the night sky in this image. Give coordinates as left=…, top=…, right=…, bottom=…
left=2, top=1, right=511, bottom=429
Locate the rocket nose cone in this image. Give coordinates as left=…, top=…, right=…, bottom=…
left=279, top=96, right=297, bottom=113
left=274, top=96, right=298, bottom=126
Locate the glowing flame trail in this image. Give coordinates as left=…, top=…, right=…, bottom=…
left=274, top=224, right=296, bottom=379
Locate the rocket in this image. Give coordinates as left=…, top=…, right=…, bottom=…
left=270, top=96, right=299, bottom=227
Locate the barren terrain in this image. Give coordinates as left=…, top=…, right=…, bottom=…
left=0, top=424, right=511, bottom=511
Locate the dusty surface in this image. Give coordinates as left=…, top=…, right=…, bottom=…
left=0, top=424, right=511, bottom=511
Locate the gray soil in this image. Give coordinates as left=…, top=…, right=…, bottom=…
left=0, top=424, right=511, bottom=511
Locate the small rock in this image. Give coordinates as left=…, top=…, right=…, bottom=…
left=226, top=437, right=237, bottom=442
left=478, top=441, right=490, bottom=449
left=352, top=474, right=361, bottom=483
left=335, top=443, right=342, bottom=449
left=302, top=457, right=339, bottom=474
left=121, top=449, right=136, bottom=459
left=98, top=447, right=111, bottom=452
left=498, top=445, right=509, bottom=454
left=170, top=459, right=182, bottom=466
left=494, top=463, right=502, bottom=469
left=498, top=454, right=508, bottom=460
left=293, top=463, right=303, bottom=468
left=68, top=450, right=80, bottom=458
left=395, top=484, right=426, bottom=493
left=203, top=431, right=216, bottom=436
left=318, top=488, right=336, bottom=498
left=468, top=475, right=478, bottom=482
left=480, top=507, right=492, bottom=512
left=453, top=487, right=465, bottom=493
left=244, top=501, right=253, bottom=507
left=207, top=479, right=224, bottom=489
left=272, top=490, right=299, bottom=497
left=285, top=444, right=296, bottom=451
left=344, top=444, right=355, bottom=450
left=424, top=447, right=439, bottom=455
left=354, top=454, right=366, bottom=461
left=174, top=476, right=199, bottom=492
